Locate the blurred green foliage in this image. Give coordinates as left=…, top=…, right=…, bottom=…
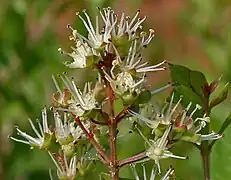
left=0, top=0, right=230, bottom=179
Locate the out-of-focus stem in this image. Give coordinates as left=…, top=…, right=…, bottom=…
left=74, top=116, right=110, bottom=165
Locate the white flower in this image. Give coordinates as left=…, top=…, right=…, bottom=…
left=104, top=71, right=145, bottom=95
left=54, top=75, right=97, bottom=116
left=129, top=93, right=182, bottom=131
left=171, top=100, right=222, bottom=144
left=53, top=111, right=89, bottom=145
left=110, top=39, right=166, bottom=75
left=59, top=8, right=155, bottom=69
left=98, top=8, right=146, bottom=39
left=49, top=151, right=77, bottom=180
left=136, top=125, right=187, bottom=173
left=10, top=108, right=52, bottom=149
left=58, top=40, right=94, bottom=68
left=131, top=164, right=175, bottom=180
left=76, top=9, right=113, bottom=48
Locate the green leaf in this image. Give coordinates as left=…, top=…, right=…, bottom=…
left=169, top=64, right=209, bottom=116
left=169, top=63, right=190, bottom=86
left=189, top=70, right=208, bottom=97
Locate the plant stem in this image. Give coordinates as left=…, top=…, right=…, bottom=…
left=115, top=107, right=130, bottom=124
left=74, top=116, right=110, bottom=165
left=118, top=151, right=147, bottom=167
left=107, top=83, right=119, bottom=180
left=200, top=104, right=211, bottom=180
left=201, top=144, right=211, bottom=180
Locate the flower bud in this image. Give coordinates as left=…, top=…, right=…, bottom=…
left=121, top=90, right=138, bottom=106
left=93, top=82, right=106, bottom=103
left=56, top=134, right=74, bottom=145
left=41, top=133, right=54, bottom=150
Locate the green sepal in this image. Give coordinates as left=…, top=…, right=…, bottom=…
left=93, top=82, right=107, bottom=104
left=173, top=126, right=187, bottom=133
left=154, top=124, right=168, bottom=137
left=121, top=90, right=138, bottom=106
left=180, top=131, right=201, bottom=145
left=56, top=134, right=74, bottom=146
left=62, top=142, right=75, bottom=157
left=58, top=175, right=69, bottom=180
left=41, top=133, right=53, bottom=150
left=86, top=55, right=100, bottom=68
left=77, top=162, right=85, bottom=176
left=112, top=35, right=131, bottom=58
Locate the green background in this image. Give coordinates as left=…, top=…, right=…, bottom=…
left=0, top=0, right=231, bottom=179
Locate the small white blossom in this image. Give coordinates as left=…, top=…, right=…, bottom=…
left=97, top=7, right=146, bottom=39
left=58, top=40, right=94, bottom=69
left=53, top=111, right=89, bottom=144
left=49, top=151, right=77, bottom=180
left=10, top=108, right=52, bottom=149
left=104, top=71, right=145, bottom=95
left=136, top=125, right=187, bottom=173
left=112, top=39, right=166, bottom=73
left=59, top=7, right=155, bottom=69
left=54, top=75, right=97, bottom=116
left=129, top=93, right=182, bottom=130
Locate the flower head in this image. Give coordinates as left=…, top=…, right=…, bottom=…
left=49, top=152, right=77, bottom=180
left=53, top=111, right=89, bottom=145
left=104, top=71, right=145, bottom=95
left=10, top=108, right=53, bottom=150
left=136, top=125, right=187, bottom=173
left=53, top=75, right=97, bottom=116
left=112, top=39, right=166, bottom=74
left=58, top=7, right=164, bottom=72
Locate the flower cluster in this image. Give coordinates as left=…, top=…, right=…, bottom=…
left=10, top=107, right=94, bottom=179
left=129, top=93, right=222, bottom=172
left=58, top=7, right=166, bottom=106
left=10, top=7, right=225, bottom=180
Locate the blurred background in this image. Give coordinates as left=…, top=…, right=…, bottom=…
left=0, top=0, right=231, bottom=179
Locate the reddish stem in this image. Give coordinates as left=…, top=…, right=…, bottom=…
left=107, top=83, right=119, bottom=180
left=74, top=116, right=110, bottom=165
left=201, top=149, right=211, bottom=180
left=115, top=107, right=130, bottom=124
left=118, top=151, right=147, bottom=167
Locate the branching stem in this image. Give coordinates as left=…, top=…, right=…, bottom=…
left=74, top=116, right=110, bottom=165
left=118, top=151, right=147, bottom=167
